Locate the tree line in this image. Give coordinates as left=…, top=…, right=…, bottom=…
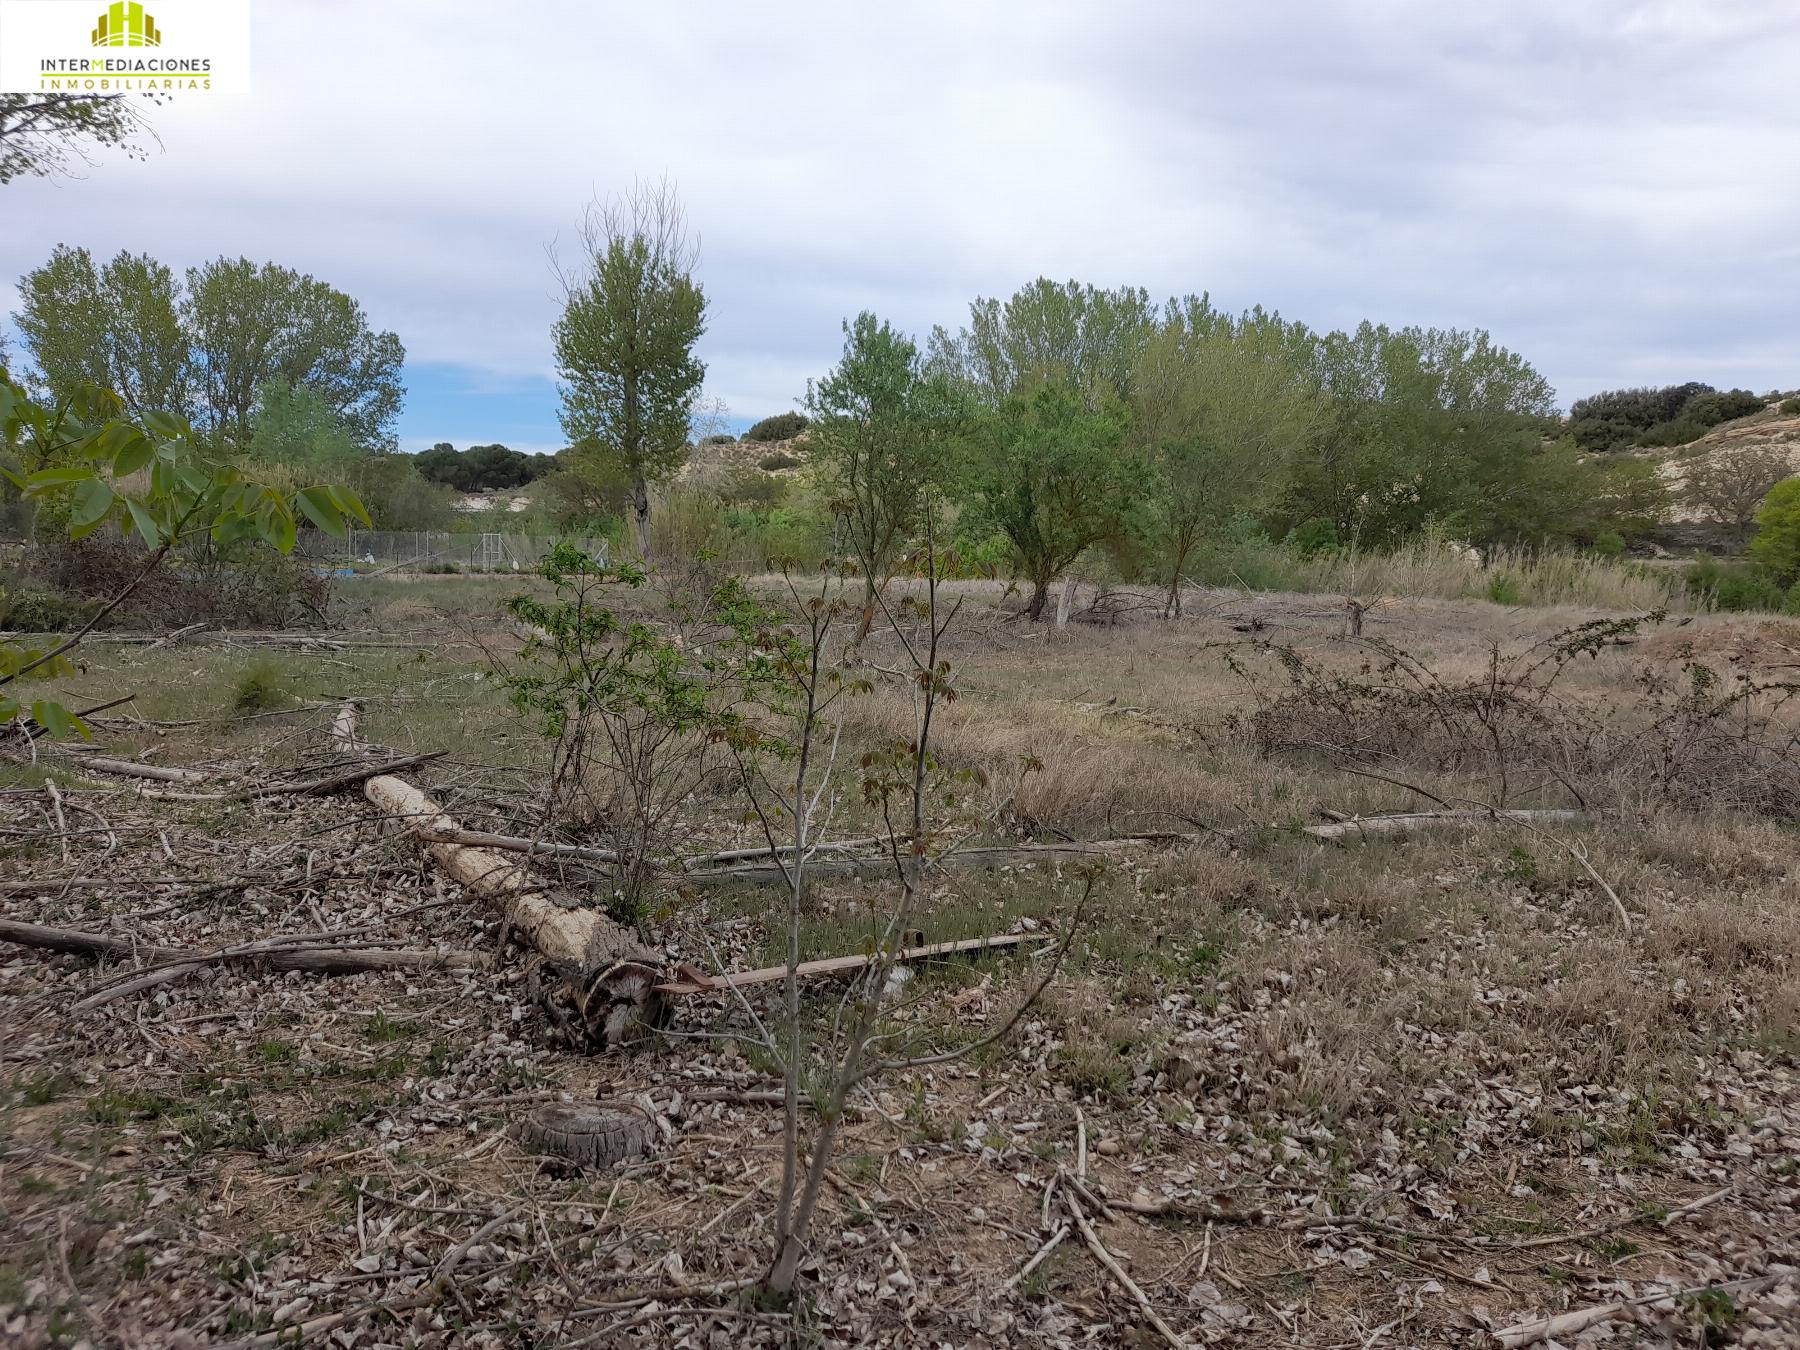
left=550, top=186, right=1680, bottom=619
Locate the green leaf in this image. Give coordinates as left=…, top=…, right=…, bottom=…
left=263, top=503, right=298, bottom=554
left=111, top=432, right=156, bottom=478
left=30, top=699, right=72, bottom=740
left=124, top=498, right=163, bottom=548
left=24, top=466, right=94, bottom=493
left=295, top=486, right=347, bottom=537
left=68, top=478, right=115, bottom=535
left=329, top=484, right=372, bottom=528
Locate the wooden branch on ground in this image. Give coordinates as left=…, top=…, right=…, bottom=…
left=1494, top=1272, right=1786, bottom=1349
left=60, top=753, right=217, bottom=784
left=653, top=934, right=1034, bottom=996
left=256, top=750, right=447, bottom=798
left=1302, top=809, right=1584, bottom=841
left=679, top=840, right=1131, bottom=887
left=416, top=826, right=624, bottom=866
left=0, top=918, right=487, bottom=1015
left=334, top=702, right=670, bottom=1049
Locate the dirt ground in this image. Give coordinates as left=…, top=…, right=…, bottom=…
left=2, top=579, right=1797, bottom=1347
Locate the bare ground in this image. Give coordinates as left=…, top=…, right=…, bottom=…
left=2, top=583, right=1798, bottom=1347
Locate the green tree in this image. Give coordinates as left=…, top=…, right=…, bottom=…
left=928, top=278, right=1157, bottom=405
left=1131, top=310, right=1325, bottom=614
left=1749, top=477, right=1800, bottom=581
left=553, top=179, right=707, bottom=560
left=184, top=257, right=405, bottom=451
left=1281, top=322, right=1555, bottom=546
left=806, top=313, right=964, bottom=635
left=0, top=94, right=156, bottom=184
left=960, top=382, right=1143, bottom=619
left=15, top=246, right=191, bottom=421
left=1, top=379, right=363, bottom=736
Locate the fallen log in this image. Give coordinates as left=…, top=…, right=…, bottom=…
left=61, top=753, right=217, bottom=784
left=1301, top=809, right=1583, bottom=841
left=336, top=703, right=669, bottom=1048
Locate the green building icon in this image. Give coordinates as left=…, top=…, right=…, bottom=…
left=92, top=3, right=162, bottom=47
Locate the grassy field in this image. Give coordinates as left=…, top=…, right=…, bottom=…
left=3, top=575, right=1797, bottom=1347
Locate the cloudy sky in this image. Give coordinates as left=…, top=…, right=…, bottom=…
left=6, top=0, right=1797, bottom=451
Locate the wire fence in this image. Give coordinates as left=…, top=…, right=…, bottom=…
left=292, top=530, right=610, bottom=573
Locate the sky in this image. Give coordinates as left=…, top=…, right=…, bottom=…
left=5, top=0, right=1798, bottom=453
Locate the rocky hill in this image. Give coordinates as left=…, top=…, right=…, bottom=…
left=1634, top=401, right=1800, bottom=551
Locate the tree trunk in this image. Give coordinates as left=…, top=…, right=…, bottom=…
left=631, top=474, right=652, bottom=562
left=1054, top=574, right=1078, bottom=627
left=362, top=773, right=671, bottom=1048
left=333, top=701, right=668, bottom=1049
left=855, top=574, right=878, bottom=642
left=1026, top=575, right=1050, bottom=620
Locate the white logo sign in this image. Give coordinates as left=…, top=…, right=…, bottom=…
left=0, top=0, right=250, bottom=94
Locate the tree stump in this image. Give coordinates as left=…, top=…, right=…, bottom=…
left=518, top=1104, right=655, bottom=1169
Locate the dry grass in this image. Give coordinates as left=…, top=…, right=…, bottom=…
left=3, top=581, right=1797, bottom=1346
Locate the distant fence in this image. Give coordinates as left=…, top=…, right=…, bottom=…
left=293, top=530, right=610, bottom=572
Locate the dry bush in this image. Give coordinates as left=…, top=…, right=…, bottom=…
left=1235, top=616, right=1800, bottom=817
left=20, top=534, right=330, bottom=630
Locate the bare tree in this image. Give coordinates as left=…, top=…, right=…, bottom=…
left=1681, top=442, right=1794, bottom=550
left=552, top=178, right=707, bottom=561
left=0, top=94, right=158, bottom=184
left=724, top=541, right=1090, bottom=1299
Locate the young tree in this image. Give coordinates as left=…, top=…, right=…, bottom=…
left=1682, top=442, right=1793, bottom=549
left=552, top=179, right=707, bottom=560
left=806, top=312, right=963, bottom=635
left=1131, top=314, right=1325, bottom=614
left=184, top=258, right=406, bottom=452
left=15, top=247, right=191, bottom=421
left=961, top=382, right=1143, bottom=619
left=0, top=94, right=156, bottom=184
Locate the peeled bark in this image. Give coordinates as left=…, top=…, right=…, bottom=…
left=360, top=771, right=670, bottom=1048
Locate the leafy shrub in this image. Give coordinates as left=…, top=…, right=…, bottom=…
left=744, top=412, right=808, bottom=443
left=1591, top=530, right=1626, bottom=557
left=1485, top=572, right=1523, bottom=605
left=1749, top=478, right=1800, bottom=582
left=232, top=663, right=290, bottom=712
left=0, top=579, right=101, bottom=632
left=758, top=451, right=802, bottom=471
left=1288, top=519, right=1340, bottom=558
left=1781, top=398, right=1800, bottom=416
left=25, top=535, right=331, bottom=630
left=699, top=433, right=737, bottom=446
left=1569, top=383, right=1764, bottom=451
left=1686, top=555, right=1787, bottom=612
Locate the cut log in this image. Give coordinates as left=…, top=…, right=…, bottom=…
left=338, top=703, right=668, bottom=1049
left=518, top=1103, right=654, bottom=1169
left=1302, top=809, right=1584, bottom=841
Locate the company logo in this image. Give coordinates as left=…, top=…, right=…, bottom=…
left=92, top=3, right=161, bottom=47
left=0, top=0, right=250, bottom=94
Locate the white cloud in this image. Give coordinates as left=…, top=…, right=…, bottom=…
left=4, top=0, right=1796, bottom=429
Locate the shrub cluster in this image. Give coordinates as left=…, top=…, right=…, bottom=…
left=743, top=411, right=808, bottom=443
left=1569, top=383, right=1765, bottom=452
